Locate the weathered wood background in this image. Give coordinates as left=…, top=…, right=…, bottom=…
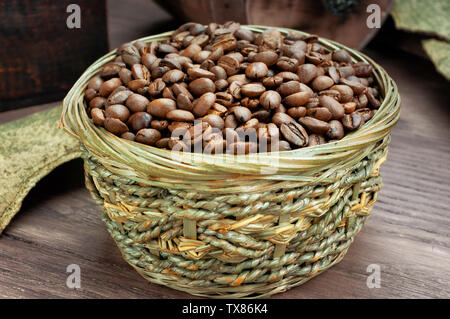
left=0, top=0, right=449, bottom=299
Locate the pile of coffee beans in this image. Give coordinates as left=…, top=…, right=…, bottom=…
left=85, top=21, right=381, bottom=154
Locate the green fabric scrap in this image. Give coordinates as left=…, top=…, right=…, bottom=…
left=422, top=39, right=450, bottom=80
left=0, top=106, right=81, bottom=234
left=391, top=0, right=450, bottom=41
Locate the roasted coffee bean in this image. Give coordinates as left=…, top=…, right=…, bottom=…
left=327, top=120, right=344, bottom=140
left=121, top=45, right=140, bottom=66
left=308, top=134, right=326, bottom=146
left=224, top=114, right=238, bottom=129
left=297, top=64, right=317, bottom=84
left=167, top=109, right=195, bottom=122
left=189, top=78, right=216, bottom=96
left=245, top=62, right=269, bottom=79
left=107, top=89, right=133, bottom=106
left=91, top=108, right=105, bottom=125
left=277, top=140, right=292, bottom=151
left=119, top=68, right=133, bottom=85
left=89, top=96, right=107, bottom=109
left=355, top=108, right=375, bottom=122
left=353, top=62, right=373, bottom=77
left=104, top=117, right=129, bottom=135
left=121, top=132, right=136, bottom=141
left=99, top=78, right=122, bottom=97
left=240, top=83, right=266, bottom=97
left=318, top=95, right=345, bottom=119
left=127, top=112, right=152, bottom=131
left=187, top=67, right=215, bottom=80
left=151, top=119, right=169, bottom=131
left=155, top=137, right=170, bottom=149
left=215, top=79, right=229, bottom=91
left=105, top=104, right=130, bottom=122
left=344, top=102, right=357, bottom=113
left=217, top=55, right=240, bottom=76
left=124, top=93, right=148, bottom=113
left=193, top=92, right=215, bottom=116
left=250, top=51, right=278, bottom=66
left=88, top=76, right=104, bottom=90
left=311, top=75, right=334, bottom=91
left=162, top=69, right=185, bottom=83
left=306, top=107, right=332, bottom=121
left=135, top=128, right=161, bottom=145
left=277, top=71, right=299, bottom=82
left=229, top=107, right=249, bottom=123
left=202, top=114, right=225, bottom=129
left=235, top=28, right=255, bottom=42
left=278, top=81, right=301, bottom=96
left=298, top=116, right=329, bottom=134
left=259, top=90, right=281, bottom=110
left=193, top=50, right=211, bottom=63
left=162, top=87, right=176, bottom=100
left=262, top=75, right=283, bottom=88
left=127, top=79, right=148, bottom=92
left=284, top=92, right=310, bottom=107
left=280, top=122, right=308, bottom=146
left=342, top=112, right=365, bottom=131
left=147, top=98, right=177, bottom=118
left=131, top=64, right=150, bottom=81
left=287, top=106, right=307, bottom=119
left=85, top=88, right=97, bottom=101
left=277, top=57, right=299, bottom=72
left=147, top=78, right=165, bottom=97
left=340, top=78, right=367, bottom=95
left=272, top=112, right=295, bottom=127
left=177, top=93, right=193, bottom=111
left=332, top=49, right=352, bottom=63
left=331, top=84, right=353, bottom=103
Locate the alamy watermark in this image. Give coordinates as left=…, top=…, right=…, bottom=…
left=366, top=4, right=381, bottom=29
left=66, top=4, right=81, bottom=29
left=66, top=264, right=81, bottom=289
left=366, top=263, right=381, bottom=288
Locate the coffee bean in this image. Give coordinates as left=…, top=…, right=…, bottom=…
left=107, top=89, right=133, bottom=106
left=105, top=104, right=130, bottom=122
left=151, top=119, right=169, bottom=131
left=353, top=62, right=373, bottom=77
left=147, top=98, right=177, bottom=118
left=224, top=114, right=238, bottom=129
left=355, top=108, right=375, bottom=122
left=89, top=96, right=107, bottom=109
left=327, top=120, right=344, bottom=139
left=85, top=88, right=97, bottom=101
left=131, top=64, right=150, bottom=81
left=125, top=93, right=149, bottom=113
left=245, top=62, right=269, bottom=79
left=135, top=128, right=161, bottom=145
left=278, top=81, right=301, bottom=96
left=340, top=78, right=366, bottom=95
left=311, top=75, right=334, bottom=91
left=287, top=106, right=307, bottom=119
left=332, top=49, right=352, bottom=63
left=272, top=112, right=295, bottom=127
left=167, top=109, right=195, bottom=122
left=233, top=106, right=252, bottom=122
left=193, top=92, right=215, bottom=116
left=217, top=55, right=240, bottom=76
left=280, top=122, right=308, bottom=146
left=91, top=108, right=105, bottom=125
left=127, top=79, right=148, bottom=92
left=262, top=75, right=283, bottom=88
left=104, top=117, right=129, bottom=135
left=318, top=95, right=345, bottom=119
left=99, top=78, right=122, bottom=97
left=202, top=114, right=225, bottom=129
left=240, top=83, right=266, bottom=97
left=306, top=107, right=332, bottom=121
left=189, top=78, right=216, bottom=96
left=250, top=51, right=278, bottom=66
left=342, top=112, right=364, bottom=131
left=128, top=112, right=152, bottom=131
left=88, top=76, right=104, bottom=91
left=284, top=92, right=310, bottom=107
left=121, top=132, right=136, bottom=141
left=155, top=137, right=171, bottom=149
left=259, top=90, right=281, bottom=110
left=297, top=64, right=317, bottom=84
left=308, top=134, right=326, bottom=146
left=298, top=116, right=329, bottom=134
left=187, top=67, right=215, bottom=80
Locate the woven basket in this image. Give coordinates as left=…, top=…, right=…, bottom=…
left=60, top=25, right=400, bottom=298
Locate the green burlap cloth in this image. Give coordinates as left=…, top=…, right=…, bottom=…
left=0, top=106, right=81, bottom=233
left=391, top=0, right=450, bottom=80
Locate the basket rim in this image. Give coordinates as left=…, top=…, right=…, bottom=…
left=60, top=25, right=400, bottom=180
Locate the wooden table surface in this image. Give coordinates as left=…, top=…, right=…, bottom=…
left=1, top=0, right=449, bottom=299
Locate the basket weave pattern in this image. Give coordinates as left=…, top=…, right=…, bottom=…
left=61, top=26, right=400, bottom=298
